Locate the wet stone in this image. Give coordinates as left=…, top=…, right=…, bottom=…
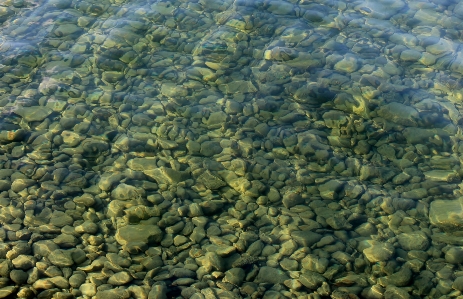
left=254, top=266, right=289, bottom=284
left=200, top=141, right=222, bottom=157
left=11, top=179, right=35, bottom=193
left=378, top=266, right=412, bottom=287
left=197, top=171, right=226, bottom=190
left=10, top=269, right=28, bottom=285
left=95, top=289, right=131, bottom=299
left=299, top=271, right=326, bottom=290
left=402, top=188, right=427, bottom=199
left=32, top=240, right=59, bottom=258
left=282, top=192, right=304, bottom=208
left=291, top=230, right=322, bottom=247
left=378, top=102, right=419, bottom=126
left=115, top=224, right=163, bottom=246
left=107, top=271, right=132, bottom=285
left=397, top=232, right=429, bottom=251
left=69, top=273, right=86, bottom=288
left=11, top=255, right=36, bottom=270
left=0, top=286, right=16, bottom=298
left=430, top=198, right=463, bottom=231
left=49, top=211, right=74, bottom=228
left=80, top=283, right=97, bottom=297
left=144, top=167, right=188, bottom=185
left=361, top=241, right=395, bottom=263
left=280, top=258, right=298, bottom=271
left=445, top=247, right=463, bottom=264
left=14, top=107, right=53, bottom=122
left=424, top=170, right=460, bottom=183
left=48, top=249, right=74, bottom=267
left=301, top=254, right=329, bottom=273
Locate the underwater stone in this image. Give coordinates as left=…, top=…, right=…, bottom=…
left=14, top=107, right=52, bottom=122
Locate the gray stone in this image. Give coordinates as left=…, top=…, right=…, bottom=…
left=111, top=184, right=143, bottom=201
left=223, top=268, right=246, bottom=286
left=127, top=158, right=158, bottom=171
left=290, top=230, right=322, bottom=247
left=11, top=179, right=35, bottom=193
left=32, top=240, right=59, bottom=258
left=299, top=271, right=326, bottom=290
left=107, top=271, right=132, bottom=285
left=228, top=177, right=251, bottom=194
left=10, top=269, right=28, bottom=285
left=71, top=248, right=87, bottom=265
left=400, top=49, right=422, bottom=62
left=0, top=260, right=12, bottom=278
left=95, top=289, right=131, bottom=299
left=69, top=273, right=86, bottom=288
left=198, top=252, right=224, bottom=272
left=107, top=253, right=131, bottom=268
left=49, top=211, right=74, bottom=227
left=254, top=266, right=289, bottom=284
left=50, top=276, right=69, bottom=289
left=197, top=171, right=226, bottom=190
left=200, top=141, right=222, bottom=157
left=11, top=255, right=36, bottom=270
left=384, top=285, right=411, bottom=299
left=73, top=194, right=96, bottom=207
left=323, top=110, right=347, bottom=128
left=445, top=247, right=463, bottom=264
left=206, top=111, right=227, bottom=129
left=280, top=258, right=298, bottom=271
left=361, top=240, right=395, bottom=263
left=334, top=54, right=358, bottom=73
left=301, top=254, right=329, bottom=273
left=378, top=266, right=412, bottom=287
left=0, top=286, right=16, bottom=298
left=378, top=144, right=396, bottom=160
left=402, top=188, right=427, bottom=199
left=403, top=127, right=453, bottom=144
left=397, top=232, right=429, bottom=251
left=190, top=227, right=206, bottom=243
left=48, top=249, right=74, bottom=267
left=172, top=278, right=195, bottom=286
left=221, top=80, right=257, bottom=94
left=14, top=106, right=53, bottom=122
left=424, top=170, right=460, bottom=183
left=98, top=173, right=124, bottom=191
left=80, top=283, right=97, bottom=297
left=282, top=192, right=304, bottom=208
left=318, top=180, right=344, bottom=200
left=115, top=224, right=163, bottom=246
left=53, top=234, right=80, bottom=248
left=452, top=276, right=463, bottom=291
left=430, top=198, right=463, bottom=231
left=170, top=268, right=196, bottom=278
left=246, top=240, right=264, bottom=256
left=144, top=167, right=188, bottom=185
left=148, top=284, right=167, bottom=299
left=263, top=291, right=284, bottom=299
left=75, top=221, right=98, bottom=234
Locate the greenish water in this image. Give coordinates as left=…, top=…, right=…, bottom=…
left=1, top=0, right=463, bottom=298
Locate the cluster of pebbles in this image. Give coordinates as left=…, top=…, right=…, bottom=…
left=1, top=0, right=463, bottom=298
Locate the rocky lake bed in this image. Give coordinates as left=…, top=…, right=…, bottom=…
left=0, top=0, right=463, bottom=298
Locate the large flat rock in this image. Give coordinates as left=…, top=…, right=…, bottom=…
left=115, top=224, right=163, bottom=246
left=430, top=197, right=463, bottom=231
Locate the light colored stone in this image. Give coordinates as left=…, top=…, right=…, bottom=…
left=115, top=224, right=163, bottom=246
left=14, top=106, right=52, bottom=122
left=430, top=198, right=463, bottom=231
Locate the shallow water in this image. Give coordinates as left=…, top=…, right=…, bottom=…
left=1, top=0, right=463, bottom=298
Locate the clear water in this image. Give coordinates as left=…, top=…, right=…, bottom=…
left=1, top=0, right=463, bottom=298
